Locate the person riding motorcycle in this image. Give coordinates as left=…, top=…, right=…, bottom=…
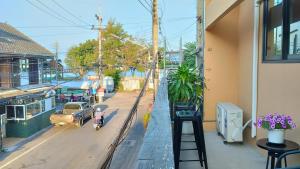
left=94, top=107, right=104, bottom=127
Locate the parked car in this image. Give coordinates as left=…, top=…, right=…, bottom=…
left=50, top=102, right=94, bottom=127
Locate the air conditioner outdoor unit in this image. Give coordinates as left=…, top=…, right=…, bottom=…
left=216, top=103, right=244, bottom=143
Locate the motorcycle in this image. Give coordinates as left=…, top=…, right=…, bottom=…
left=93, top=109, right=104, bottom=131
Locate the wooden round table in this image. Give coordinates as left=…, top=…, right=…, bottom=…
left=256, top=138, right=299, bottom=169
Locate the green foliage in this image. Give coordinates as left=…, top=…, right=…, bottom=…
left=65, top=39, right=97, bottom=77
left=183, top=42, right=197, bottom=68
left=168, top=63, right=203, bottom=103
left=65, top=19, right=149, bottom=77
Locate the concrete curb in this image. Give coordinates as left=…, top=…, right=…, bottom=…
left=3, top=125, right=53, bottom=153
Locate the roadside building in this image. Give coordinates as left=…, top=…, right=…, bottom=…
left=203, top=0, right=300, bottom=145
left=0, top=23, right=56, bottom=138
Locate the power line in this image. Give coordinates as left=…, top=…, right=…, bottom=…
left=25, top=0, right=74, bottom=26
left=169, top=20, right=197, bottom=40
left=143, top=0, right=152, bottom=9
left=35, top=0, right=83, bottom=26
left=165, top=16, right=196, bottom=22
left=14, top=25, right=91, bottom=29
left=51, top=0, right=92, bottom=26
left=28, top=31, right=93, bottom=38
left=25, top=0, right=89, bottom=30
left=137, top=0, right=152, bottom=15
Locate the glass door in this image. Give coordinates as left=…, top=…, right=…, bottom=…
left=20, top=59, right=29, bottom=86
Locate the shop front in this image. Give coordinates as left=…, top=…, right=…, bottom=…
left=5, top=95, right=56, bottom=138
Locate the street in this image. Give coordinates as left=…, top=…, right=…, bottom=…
left=0, top=92, right=145, bottom=169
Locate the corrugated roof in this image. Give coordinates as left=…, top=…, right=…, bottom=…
left=0, top=23, right=54, bottom=57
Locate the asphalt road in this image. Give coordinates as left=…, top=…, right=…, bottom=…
left=109, top=92, right=153, bottom=169
left=0, top=92, right=140, bottom=169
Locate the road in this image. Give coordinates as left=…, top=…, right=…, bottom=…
left=109, top=91, right=153, bottom=169
left=0, top=92, right=142, bottom=169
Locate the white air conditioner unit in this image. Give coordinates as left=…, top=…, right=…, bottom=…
left=216, top=103, right=243, bottom=143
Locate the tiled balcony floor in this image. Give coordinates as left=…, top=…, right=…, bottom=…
left=179, top=132, right=266, bottom=169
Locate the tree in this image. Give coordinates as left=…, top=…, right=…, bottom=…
left=183, top=42, right=197, bottom=68
left=102, top=20, right=149, bottom=73
left=65, top=19, right=149, bottom=77
left=102, top=20, right=128, bottom=72
left=65, top=39, right=97, bottom=77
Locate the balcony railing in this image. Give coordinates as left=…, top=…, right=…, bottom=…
left=134, top=77, right=174, bottom=169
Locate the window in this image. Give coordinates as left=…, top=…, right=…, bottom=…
left=19, top=59, right=30, bottom=85
left=51, top=97, right=56, bottom=108
left=41, top=100, right=45, bottom=112
left=26, top=102, right=41, bottom=119
left=264, top=0, right=300, bottom=62
left=288, top=0, right=300, bottom=59
left=15, top=106, right=24, bottom=119
left=64, top=104, right=80, bottom=110
left=0, top=105, right=5, bottom=115
left=5, top=105, right=25, bottom=120
left=45, top=97, right=55, bottom=111
left=6, top=106, right=14, bottom=119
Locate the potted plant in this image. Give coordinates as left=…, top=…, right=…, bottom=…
left=168, top=64, right=204, bottom=133
left=256, top=113, right=296, bottom=144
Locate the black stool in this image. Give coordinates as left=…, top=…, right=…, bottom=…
left=173, top=110, right=208, bottom=169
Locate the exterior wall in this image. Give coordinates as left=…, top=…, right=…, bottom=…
left=0, top=59, right=12, bottom=88
left=121, top=77, right=145, bottom=91
left=204, top=0, right=300, bottom=164
left=257, top=63, right=300, bottom=143
left=6, top=109, right=54, bottom=138
left=255, top=5, right=300, bottom=163
left=204, top=0, right=254, bottom=136
left=257, top=1, right=300, bottom=143
left=205, top=0, right=243, bottom=29
left=204, top=6, right=239, bottom=130
left=236, top=0, right=254, bottom=142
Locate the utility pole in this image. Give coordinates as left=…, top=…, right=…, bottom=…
left=197, top=0, right=205, bottom=76
left=152, top=0, right=158, bottom=100
left=179, top=37, right=183, bottom=65
left=163, top=37, right=166, bottom=76
left=54, top=42, right=59, bottom=85
left=95, top=14, right=102, bottom=85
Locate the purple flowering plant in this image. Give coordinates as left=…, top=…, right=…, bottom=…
left=256, top=113, right=296, bottom=130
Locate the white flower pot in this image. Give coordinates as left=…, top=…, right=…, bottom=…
left=268, top=129, right=285, bottom=144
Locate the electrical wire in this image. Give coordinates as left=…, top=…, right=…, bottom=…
left=137, top=0, right=152, bottom=15
left=143, top=0, right=152, bottom=10
left=169, top=20, right=197, bottom=40
left=25, top=0, right=89, bottom=30
left=14, top=25, right=91, bottom=29
left=51, top=0, right=92, bottom=26
left=28, top=31, right=93, bottom=38
left=34, top=0, right=84, bottom=27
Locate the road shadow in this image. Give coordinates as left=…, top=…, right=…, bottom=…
left=104, top=109, right=119, bottom=125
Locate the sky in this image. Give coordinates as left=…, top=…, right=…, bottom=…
left=0, top=0, right=197, bottom=65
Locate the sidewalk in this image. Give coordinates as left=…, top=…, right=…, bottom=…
left=2, top=125, right=52, bottom=152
